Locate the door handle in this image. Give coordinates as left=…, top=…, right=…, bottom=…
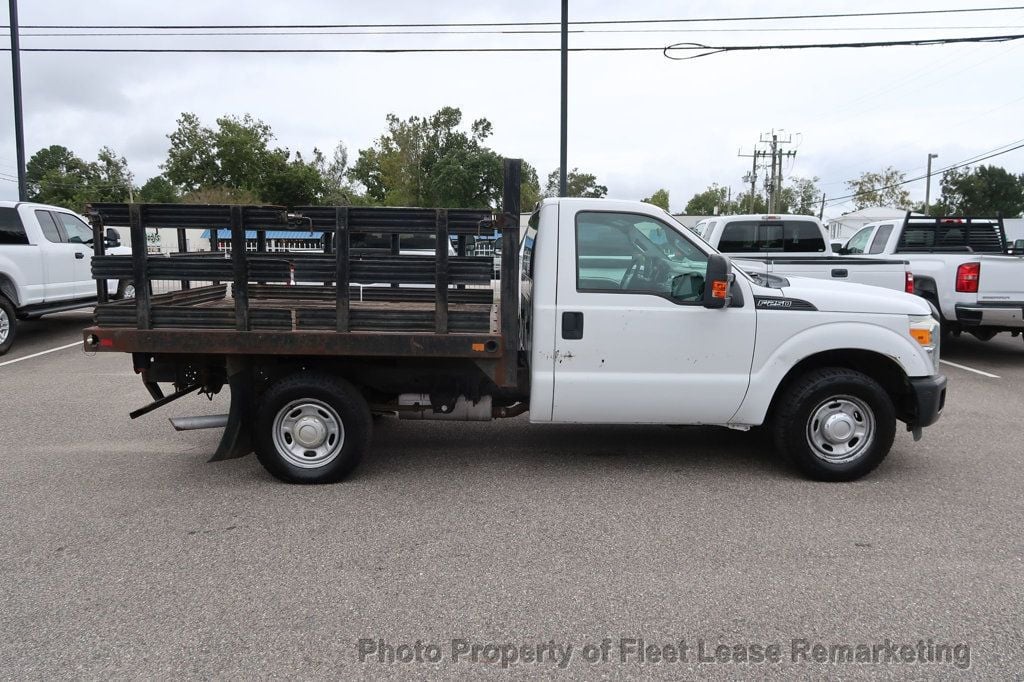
left=562, top=311, right=584, bottom=340
left=831, top=268, right=848, bottom=278
left=75, top=252, right=85, bottom=259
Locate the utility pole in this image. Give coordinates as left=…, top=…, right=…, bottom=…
left=559, top=0, right=568, bottom=197
left=8, top=0, right=27, bottom=201
left=738, top=147, right=766, bottom=213
left=819, top=193, right=826, bottom=220
left=924, top=152, right=938, bottom=215
left=758, top=130, right=797, bottom=213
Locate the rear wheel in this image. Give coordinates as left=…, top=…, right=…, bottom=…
left=772, top=367, right=896, bottom=482
left=0, top=295, right=16, bottom=356
left=116, top=280, right=136, bottom=300
left=254, top=373, right=371, bottom=483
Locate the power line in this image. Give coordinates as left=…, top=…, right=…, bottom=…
left=664, top=33, right=1024, bottom=60
left=4, top=25, right=1024, bottom=38
left=6, top=5, right=1024, bottom=30
left=825, top=140, right=1024, bottom=206
left=1, top=33, right=1021, bottom=55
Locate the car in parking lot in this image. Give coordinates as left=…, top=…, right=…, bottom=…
left=845, top=213, right=1024, bottom=342
left=0, top=201, right=129, bottom=355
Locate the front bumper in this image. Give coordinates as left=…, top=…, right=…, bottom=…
left=908, top=374, right=947, bottom=429
left=955, top=302, right=1024, bottom=329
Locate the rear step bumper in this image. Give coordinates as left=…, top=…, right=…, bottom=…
left=955, top=303, right=1024, bottom=329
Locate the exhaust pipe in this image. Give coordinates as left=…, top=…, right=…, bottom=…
left=169, top=414, right=229, bottom=431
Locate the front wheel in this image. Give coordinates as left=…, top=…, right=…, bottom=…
left=254, top=373, right=372, bottom=483
left=772, top=367, right=896, bottom=482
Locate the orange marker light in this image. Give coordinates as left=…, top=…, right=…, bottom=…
left=711, top=280, right=728, bottom=299
left=910, top=328, right=932, bottom=346
left=471, top=343, right=486, bottom=352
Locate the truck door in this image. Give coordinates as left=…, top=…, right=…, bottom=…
left=552, top=209, right=756, bottom=424
left=52, top=211, right=99, bottom=298
left=31, top=209, right=81, bottom=301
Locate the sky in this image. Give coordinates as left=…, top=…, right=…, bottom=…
left=1, top=0, right=1022, bottom=219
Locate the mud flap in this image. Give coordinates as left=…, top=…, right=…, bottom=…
left=209, top=358, right=255, bottom=462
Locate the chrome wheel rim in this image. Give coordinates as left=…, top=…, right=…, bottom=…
left=272, top=399, right=345, bottom=469
left=122, top=283, right=136, bottom=299
left=0, top=308, right=9, bottom=344
left=806, top=395, right=874, bottom=464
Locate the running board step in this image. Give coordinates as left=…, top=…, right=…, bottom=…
left=169, top=414, right=229, bottom=431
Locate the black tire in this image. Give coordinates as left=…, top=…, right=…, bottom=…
left=772, top=367, right=896, bottom=482
left=254, top=373, right=371, bottom=484
left=0, top=295, right=16, bottom=356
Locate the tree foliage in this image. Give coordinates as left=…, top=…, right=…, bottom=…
left=137, top=176, right=179, bottom=203
left=779, top=176, right=821, bottom=215
left=25, top=144, right=133, bottom=210
left=846, top=167, right=912, bottom=210
left=684, top=184, right=731, bottom=215
left=544, top=168, right=608, bottom=198
left=349, top=107, right=505, bottom=209
left=642, top=188, right=670, bottom=211
left=162, top=112, right=332, bottom=205
left=934, top=165, right=1024, bottom=217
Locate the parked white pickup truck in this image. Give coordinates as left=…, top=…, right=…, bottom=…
left=845, top=214, right=1024, bottom=342
left=691, top=214, right=914, bottom=294
left=0, top=201, right=129, bottom=355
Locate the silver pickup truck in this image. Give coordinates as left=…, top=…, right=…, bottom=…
left=691, top=214, right=914, bottom=294
left=845, top=214, right=1024, bottom=342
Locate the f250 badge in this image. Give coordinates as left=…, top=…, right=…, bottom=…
left=756, top=298, right=793, bottom=309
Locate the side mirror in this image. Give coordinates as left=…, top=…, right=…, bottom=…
left=104, top=227, right=121, bottom=248
left=831, top=241, right=844, bottom=252
left=702, top=254, right=733, bottom=309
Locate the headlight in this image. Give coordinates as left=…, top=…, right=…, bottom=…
left=909, top=314, right=940, bottom=370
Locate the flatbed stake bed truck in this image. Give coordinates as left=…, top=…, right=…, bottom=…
left=82, top=160, right=946, bottom=483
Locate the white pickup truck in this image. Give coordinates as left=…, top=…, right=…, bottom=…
left=845, top=214, right=1024, bottom=342
left=691, top=214, right=914, bottom=294
left=0, top=201, right=129, bottom=355
left=83, top=182, right=948, bottom=483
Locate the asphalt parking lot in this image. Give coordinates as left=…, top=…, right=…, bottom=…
left=1, top=311, right=1023, bottom=678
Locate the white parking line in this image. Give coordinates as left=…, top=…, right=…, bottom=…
left=0, top=341, right=82, bottom=368
left=940, top=359, right=1000, bottom=379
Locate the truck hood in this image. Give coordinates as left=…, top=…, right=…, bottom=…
left=770, top=275, right=931, bottom=316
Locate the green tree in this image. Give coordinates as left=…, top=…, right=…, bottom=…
left=779, top=176, right=821, bottom=215
left=162, top=112, right=331, bottom=205
left=349, top=106, right=505, bottom=209
left=162, top=112, right=218, bottom=192
left=520, top=161, right=542, bottom=211
left=733, top=190, right=767, bottom=214
left=934, top=165, right=1024, bottom=217
left=25, top=144, right=133, bottom=210
left=642, top=188, right=670, bottom=211
left=846, top=167, right=912, bottom=210
left=137, top=176, right=180, bottom=203
left=543, top=168, right=608, bottom=198
left=684, top=184, right=733, bottom=215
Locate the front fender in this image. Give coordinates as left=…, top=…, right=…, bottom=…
left=732, top=318, right=932, bottom=425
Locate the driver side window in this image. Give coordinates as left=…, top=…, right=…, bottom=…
left=845, top=226, right=874, bottom=254
left=575, top=211, right=709, bottom=302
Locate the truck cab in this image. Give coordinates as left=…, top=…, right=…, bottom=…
left=520, top=198, right=944, bottom=479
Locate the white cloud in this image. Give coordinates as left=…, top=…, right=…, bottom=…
left=3, top=0, right=1022, bottom=217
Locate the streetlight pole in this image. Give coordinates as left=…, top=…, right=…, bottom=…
left=559, top=0, right=568, bottom=197
left=924, top=153, right=938, bottom=215
left=8, top=0, right=28, bottom=201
